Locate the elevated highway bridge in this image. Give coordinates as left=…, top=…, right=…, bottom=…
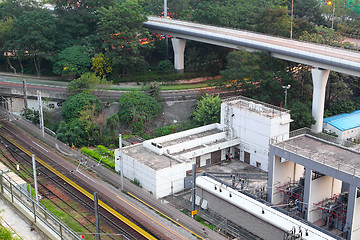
left=144, top=17, right=360, bottom=132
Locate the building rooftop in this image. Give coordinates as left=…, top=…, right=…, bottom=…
left=122, top=144, right=182, bottom=170
left=323, top=110, right=360, bottom=131
left=223, top=96, right=290, bottom=118
left=274, top=135, right=360, bottom=177
left=160, top=128, right=222, bottom=147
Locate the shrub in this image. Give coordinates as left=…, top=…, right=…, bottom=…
left=156, top=60, right=173, bottom=73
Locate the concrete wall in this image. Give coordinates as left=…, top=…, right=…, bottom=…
left=197, top=176, right=337, bottom=240
left=7, top=98, right=61, bottom=114
left=352, top=196, right=360, bottom=240
left=156, top=163, right=186, bottom=198
left=308, top=176, right=342, bottom=223
left=200, top=153, right=211, bottom=167
left=167, top=132, right=226, bottom=154
left=272, top=156, right=296, bottom=204
left=122, top=153, right=157, bottom=195
left=221, top=101, right=290, bottom=171
left=324, top=123, right=360, bottom=141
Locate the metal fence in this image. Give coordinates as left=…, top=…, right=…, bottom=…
left=288, top=128, right=356, bottom=149
left=0, top=173, right=82, bottom=240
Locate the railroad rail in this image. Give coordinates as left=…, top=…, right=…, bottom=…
left=0, top=124, right=157, bottom=240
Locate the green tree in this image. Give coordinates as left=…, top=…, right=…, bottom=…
left=53, top=0, right=113, bottom=50
left=143, top=82, right=161, bottom=101
left=192, top=93, right=221, bottom=127
left=293, top=0, right=324, bottom=25
left=118, top=91, right=161, bottom=133
left=67, top=73, right=103, bottom=97
left=53, top=46, right=91, bottom=76
left=217, top=51, right=261, bottom=93
left=156, top=60, right=173, bottom=73
left=0, top=17, right=16, bottom=73
left=97, top=0, right=153, bottom=75
left=299, top=25, right=346, bottom=47
left=62, top=93, right=102, bottom=122
left=256, top=7, right=290, bottom=37
left=9, top=9, right=56, bottom=76
left=288, top=100, right=315, bottom=130
left=91, top=53, right=112, bottom=77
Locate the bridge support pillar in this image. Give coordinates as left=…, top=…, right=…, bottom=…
left=311, top=68, right=330, bottom=132
left=172, top=38, right=186, bottom=73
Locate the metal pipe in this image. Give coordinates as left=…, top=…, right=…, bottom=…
left=119, top=134, right=124, bottom=191
left=94, top=192, right=100, bottom=240
left=32, top=154, right=39, bottom=205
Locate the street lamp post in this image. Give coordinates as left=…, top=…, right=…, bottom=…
left=282, top=84, right=291, bottom=106
left=328, top=1, right=335, bottom=28
left=164, top=0, right=168, bottom=58
left=290, top=0, right=294, bottom=39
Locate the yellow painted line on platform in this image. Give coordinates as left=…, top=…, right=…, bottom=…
left=0, top=132, right=156, bottom=240
left=117, top=195, right=187, bottom=240
left=127, top=192, right=204, bottom=240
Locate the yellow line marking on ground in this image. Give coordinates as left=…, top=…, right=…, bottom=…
left=127, top=192, right=205, bottom=240
left=0, top=132, right=156, bottom=240
left=117, top=195, right=188, bottom=240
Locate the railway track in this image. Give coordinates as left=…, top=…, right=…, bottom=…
left=0, top=121, right=157, bottom=240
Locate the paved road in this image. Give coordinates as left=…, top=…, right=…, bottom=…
left=0, top=72, right=228, bottom=101
left=145, top=17, right=360, bottom=77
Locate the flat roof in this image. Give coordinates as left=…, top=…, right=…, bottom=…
left=324, top=110, right=360, bottom=131
left=160, top=128, right=222, bottom=147
left=274, top=135, right=360, bottom=177
left=122, top=144, right=181, bottom=171
left=223, top=96, right=290, bottom=118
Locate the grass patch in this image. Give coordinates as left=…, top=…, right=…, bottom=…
left=181, top=209, right=216, bottom=230
left=159, top=82, right=210, bottom=90
left=41, top=199, right=90, bottom=234
left=106, top=82, right=211, bottom=91
left=0, top=224, right=21, bottom=240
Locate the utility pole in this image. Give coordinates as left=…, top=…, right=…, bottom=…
left=290, top=0, right=294, bottom=39
left=22, top=79, right=28, bottom=117
left=37, top=91, right=44, bottom=138
left=119, top=134, right=124, bottom=191
left=191, top=163, right=196, bottom=219
left=94, top=192, right=100, bottom=240
left=164, top=0, right=169, bottom=58
left=32, top=154, right=39, bottom=205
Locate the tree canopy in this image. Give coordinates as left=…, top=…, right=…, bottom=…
left=192, top=94, right=221, bottom=127
left=118, top=91, right=162, bottom=132
left=62, top=92, right=102, bottom=122
left=97, top=0, right=153, bottom=75
left=53, top=46, right=92, bottom=76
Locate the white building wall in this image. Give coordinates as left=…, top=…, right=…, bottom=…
left=197, top=176, right=337, bottom=240
left=308, top=176, right=342, bottom=223
left=155, top=163, right=187, bottom=198
left=352, top=196, right=360, bottom=240
left=167, top=132, right=226, bottom=154
left=200, top=153, right=211, bottom=167
left=272, top=156, right=296, bottom=204
left=221, top=102, right=290, bottom=171
left=323, top=123, right=360, bottom=141
left=122, top=153, right=157, bottom=195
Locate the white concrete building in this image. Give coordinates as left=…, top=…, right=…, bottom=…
left=220, top=96, right=292, bottom=171
left=323, top=110, right=360, bottom=142
left=115, top=96, right=292, bottom=198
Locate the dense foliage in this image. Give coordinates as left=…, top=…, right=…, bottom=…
left=118, top=91, right=162, bottom=133
left=2, top=0, right=360, bottom=142
left=62, top=93, right=102, bottom=122
left=192, top=94, right=221, bottom=127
